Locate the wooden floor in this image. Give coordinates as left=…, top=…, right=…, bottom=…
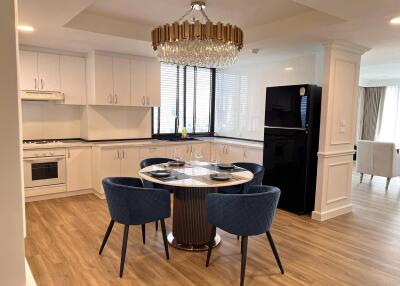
left=25, top=172, right=400, bottom=286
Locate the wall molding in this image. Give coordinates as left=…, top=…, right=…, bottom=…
left=312, top=204, right=352, bottom=221
left=317, top=149, right=355, bottom=158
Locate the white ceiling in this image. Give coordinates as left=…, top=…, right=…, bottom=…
left=17, top=0, right=400, bottom=84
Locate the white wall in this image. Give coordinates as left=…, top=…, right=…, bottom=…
left=0, top=0, right=27, bottom=284
left=215, top=53, right=322, bottom=140
left=21, top=102, right=83, bottom=140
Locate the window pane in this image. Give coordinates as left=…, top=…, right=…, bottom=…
left=196, top=67, right=211, bottom=132
left=160, top=63, right=177, bottom=134
left=185, top=66, right=195, bottom=133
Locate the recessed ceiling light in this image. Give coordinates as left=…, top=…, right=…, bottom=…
left=284, top=67, right=294, bottom=71
left=390, top=17, right=400, bottom=25
left=17, top=25, right=34, bottom=32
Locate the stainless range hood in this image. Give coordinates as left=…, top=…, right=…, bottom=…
left=21, top=90, right=65, bottom=101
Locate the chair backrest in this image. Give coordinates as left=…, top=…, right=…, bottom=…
left=234, top=162, right=265, bottom=186
left=206, top=185, right=280, bottom=236
left=140, top=157, right=173, bottom=169
left=102, top=177, right=171, bottom=225
left=357, top=140, right=397, bottom=177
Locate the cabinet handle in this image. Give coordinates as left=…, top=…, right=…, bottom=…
left=114, top=94, right=118, bottom=104
left=117, top=150, right=120, bottom=159
left=146, top=96, right=149, bottom=106
left=67, top=150, right=71, bottom=158
left=142, top=96, right=145, bottom=105
left=243, top=149, right=246, bottom=159
left=34, top=78, right=37, bottom=90
left=40, top=78, right=44, bottom=90
left=122, top=150, right=125, bottom=159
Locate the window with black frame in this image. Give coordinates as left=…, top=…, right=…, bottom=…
left=153, top=63, right=214, bottom=135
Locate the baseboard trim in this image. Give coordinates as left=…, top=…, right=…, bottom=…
left=92, top=190, right=106, bottom=199
left=312, top=204, right=352, bottom=221
left=25, top=189, right=93, bottom=202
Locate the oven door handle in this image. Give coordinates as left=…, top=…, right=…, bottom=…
left=24, top=156, right=65, bottom=162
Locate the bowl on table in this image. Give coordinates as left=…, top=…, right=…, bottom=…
left=149, top=170, right=172, bottom=178
left=210, top=172, right=232, bottom=181
left=217, top=163, right=236, bottom=170
left=168, top=160, right=185, bottom=167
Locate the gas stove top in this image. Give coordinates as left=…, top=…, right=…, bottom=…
left=23, top=140, right=64, bottom=145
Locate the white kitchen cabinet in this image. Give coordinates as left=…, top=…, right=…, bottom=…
left=146, top=60, right=161, bottom=106
left=113, top=57, right=131, bottom=106
left=130, top=59, right=147, bottom=106
left=243, top=147, right=263, bottom=165
left=66, top=147, right=92, bottom=192
left=224, top=144, right=244, bottom=163
left=37, top=53, right=60, bottom=91
left=192, top=142, right=211, bottom=162
left=167, top=144, right=191, bottom=161
left=60, top=55, right=86, bottom=105
left=139, top=145, right=167, bottom=161
left=120, top=146, right=140, bottom=177
left=93, top=146, right=140, bottom=194
left=92, top=54, right=114, bottom=105
left=19, top=51, right=38, bottom=90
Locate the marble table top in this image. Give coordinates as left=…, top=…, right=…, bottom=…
left=139, top=161, right=253, bottom=188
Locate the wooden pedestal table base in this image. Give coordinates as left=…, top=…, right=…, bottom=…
left=168, top=186, right=220, bottom=251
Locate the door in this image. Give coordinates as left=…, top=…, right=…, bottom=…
left=94, top=55, right=114, bottom=105
left=60, top=55, right=86, bottom=105
left=192, top=143, right=211, bottom=162
left=225, top=145, right=244, bottom=163
left=263, top=127, right=308, bottom=213
left=19, top=51, right=38, bottom=90
left=113, top=57, right=131, bottom=106
left=131, top=59, right=147, bottom=106
left=37, top=53, right=60, bottom=91
left=100, top=148, right=121, bottom=179
left=146, top=60, right=161, bottom=106
left=211, top=143, right=226, bottom=163
left=265, top=85, right=309, bottom=128
left=243, top=147, right=263, bottom=164
left=120, top=147, right=140, bottom=177
left=66, top=147, right=92, bottom=192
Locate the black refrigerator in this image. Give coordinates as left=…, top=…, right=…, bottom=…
left=263, top=84, right=322, bottom=214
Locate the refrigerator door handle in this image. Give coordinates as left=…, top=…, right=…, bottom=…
left=264, top=126, right=307, bottom=131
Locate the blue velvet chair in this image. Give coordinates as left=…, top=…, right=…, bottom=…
left=205, top=185, right=283, bottom=286
left=140, top=157, right=175, bottom=231
left=219, top=162, right=265, bottom=194
left=99, top=177, right=171, bottom=277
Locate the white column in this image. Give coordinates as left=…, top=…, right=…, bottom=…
left=0, top=0, right=27, bottom=284
left=312, top=40, right=369, bottom=221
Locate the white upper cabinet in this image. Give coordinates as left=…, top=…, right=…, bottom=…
left=92, top=54, right=114, bottom=105
left=130, top=59, right=147, bottom=106
left=60, top=55, right=86, bottom=105
left=146, top=60, right=161, bottom=107
left=19, top=51, right=38, bottom=90
left=37, top=53, right=60, bottom=91
left=112, top=57, right=131, bottom=106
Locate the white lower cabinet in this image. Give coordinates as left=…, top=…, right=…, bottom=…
left=139, top=146, right=168, bottom=161
left=92, top=146, right=140, bottom=194
left=243, top=147, right=263, bottom=165
left=211, top=143, right=263, bottom=164
left=167, top=142, right=211, bottom=162
left=66, top=147, right=92, bottom=192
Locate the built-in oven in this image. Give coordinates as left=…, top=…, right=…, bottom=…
left=23, top=148, right=66, bottom=188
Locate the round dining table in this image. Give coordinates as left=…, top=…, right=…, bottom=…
left=139, top=161, right=253, bottom=251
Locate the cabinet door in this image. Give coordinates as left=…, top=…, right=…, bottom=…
left=130, top=59, right=147, bottom=106
left=146, top=61, right=161, bottom=106
left=67, top=147, right=92, bottom=192
left=211, top=143, right=226, bottom=163
left=112, top=57, right=131, bottom=106
left=94, top=55, right=114, bottom=105
left=139, top=146, right=167, bottom=161
left=37, top=53, right=60, bottom=91
left=192, top=143, right=211, bottom=162
left=244, top=147, right=263, bottom=164
left=120, top=147, right=140, bottom=178
left=60, top=55, right=86, bottom=105
left=100, top=148, right=121, bottom=179
left=225, top=145, right=244, bottom=164
left=167, top=144, right=190, bottom=162
left=19, top=51, right=38, bottom=90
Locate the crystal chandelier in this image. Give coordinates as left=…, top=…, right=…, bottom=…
left=151, top=1, right=243, bottom=68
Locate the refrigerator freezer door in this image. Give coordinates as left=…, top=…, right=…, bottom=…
left=263, top=127, right=308, bottom=213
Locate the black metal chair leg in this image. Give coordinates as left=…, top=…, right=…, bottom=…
left=160, top=219, right=169, bottom=260
left=120, top=225, right=130, bottom=278
left=99, top=219, right=115, bottom=255
left=206, top=226, right=216, bottom=267
left=266, top=231, right=284, bottom=274
left=155, top=220, right=159, bottom=231
left=240, top=236, right=248, bottom=286
left=141, top=224, right=146, bottom=244
left=241, top=236, right=244, bottom=254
